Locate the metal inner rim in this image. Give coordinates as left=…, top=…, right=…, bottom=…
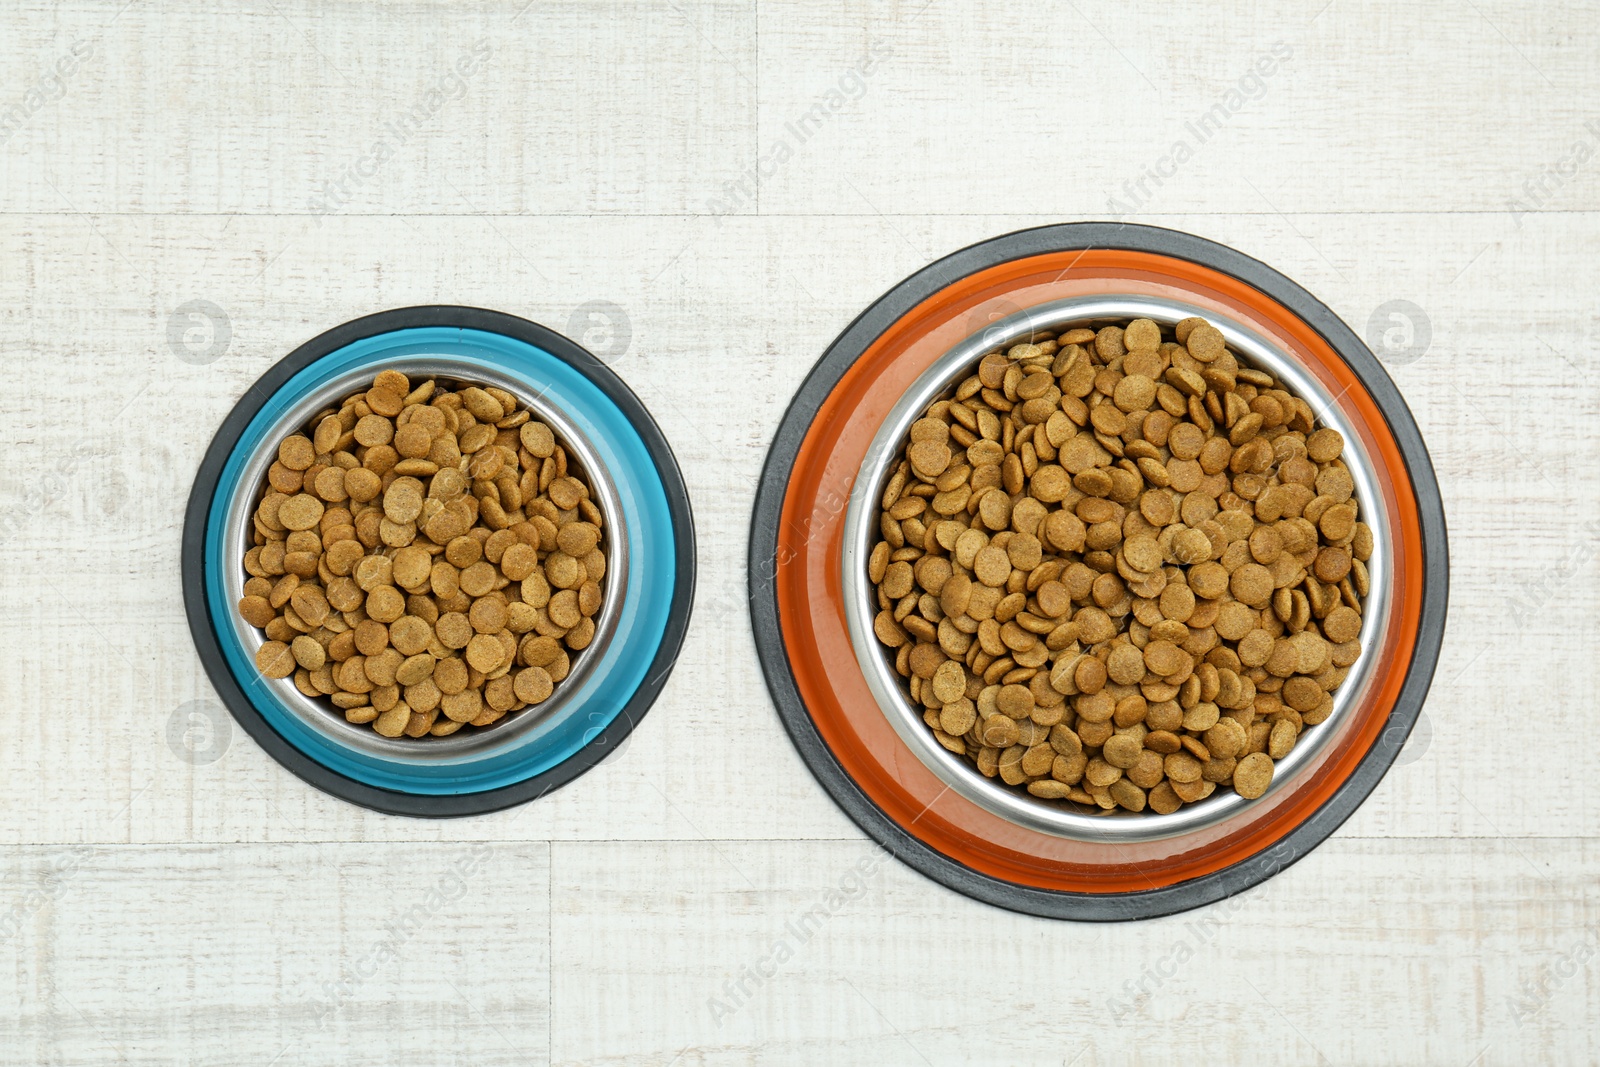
left=220, top=356, right=631, bottom=763
left=842, top=295, right=1393, bottom=843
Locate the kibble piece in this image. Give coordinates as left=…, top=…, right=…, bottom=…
left=1106, top=643, right=1146, bottom=685
left=440, top=689, right=483, bottom=723
left=981, top=715, right=1019, bottom=748
left=388, top=615, right=432, bottom=657
left=1231, top=564, right=1275, bottom=607
left=1307, top=428, right=1344, bottom=463
left=1324, top=606, right=1363, bottom=644
left=434, top=657, right=469, bottom=695
left=256, top=640, right=296, bottom=678
left=1315, top=546, right=1352, bottom=583
left=1233, top=751, right=1275, bottom=799
left=1102, top=732, right=1142, bottom=769
left=465, top=633, right=505, bottom=673
left=344, top=467, right=382, bottom=503
left=1268, top=719, right=1298, bottom=760
left=278, top=435, right=316, bottom=471
left=393, top=422, right=433, bottom=459
left=869, top=315, right=1367, bottom=813
left=930, top=660, right=966, bottom=704
left=290, top=635, right=326, bottom=670
left=366, top=586, right=406, bottom=624
left=469, top=596, right=509, bottom=634
left=312, top=467, right=348, bottom=502
left=578, top=580, right=603, bottom=617
left=1165, top=752, right=1203, bottom=784
left=395, top=653, right=435, bottom=687
left=1186, top=324, right=1226, bottom=363
left=278, top=494, right=324, bottom=531
left=1148, top=781, right=1182, bottom=814
left=373, top=702, right=412, bottom=737
left=391, top=546, right=432, bottom=591
left=354, top=414, right=394, bottom=447
left=543, top=552, right=583, bottom=590
left=238, top=595, right=274, bottom=628
left=548, top=477, right=586, bottom=510
left=548, top=589, right=582, bottom=629
left=940, top=699, right=977, bottom=736
left=973, top=545, right=1011, bottom=587
left=1108, top=779, right=1146, bottom=812
left=501, top=542, right=539, bottom=581
left=908, top=439, right=952, bottom=478
left=1172, top=528, right=1212, bottom=565
left=1204, top=718, right=1247, bottom=760
left=1123, top=318, right=1161, bottom=352
left=383, top=477, right=425, bottom=524
left=520, top=421, right=555, bottom=457
left=436, top=612, right=473, bottom=649
left=459, top=561, right=498, bottom=598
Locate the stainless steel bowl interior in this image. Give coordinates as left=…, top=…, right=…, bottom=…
left=842, top=296, right=1392, bottom=843
left=221, top=357, right=629, bottom=764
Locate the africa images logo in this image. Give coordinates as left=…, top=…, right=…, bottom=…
left=0, top=39, right=94, bottom=146
left=706, top=39, right=894, bottom=217
left=309, top=39, right=493, bottom=223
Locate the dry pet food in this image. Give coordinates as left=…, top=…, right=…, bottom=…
left=240, top=369, right=608, bottom=739
left=869, top=317, right=1371, bottom=813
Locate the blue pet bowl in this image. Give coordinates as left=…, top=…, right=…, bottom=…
left=183, top=306, right=695, bottom=816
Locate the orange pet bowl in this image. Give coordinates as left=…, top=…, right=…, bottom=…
left=749, top=224, right=1447, bottom=919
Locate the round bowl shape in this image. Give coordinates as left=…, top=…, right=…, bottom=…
left=843, top=295, right=1392, bottom=843
left=750, top=224, right=1447, bottom=920
left=221, top=360, right=630, bottom=763
left=185, top=306, right=696, bottom=817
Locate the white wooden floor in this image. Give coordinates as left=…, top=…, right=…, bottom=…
left=2, top=1, right=1597, bottom=1063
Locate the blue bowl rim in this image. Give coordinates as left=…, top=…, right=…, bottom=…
left=182, top=305, right=696, bottom=818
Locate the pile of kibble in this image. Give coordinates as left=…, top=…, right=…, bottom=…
left=239, top=370, right=607, bottom=739
left=869, top=317, right=1370, bottom=814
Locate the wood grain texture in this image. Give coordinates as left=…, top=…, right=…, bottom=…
left=1, top=0, right=1597, bottom=1062
left=549, top=838, right=1600, bottom=1067
left=0, top=842, right=550, bottom=1066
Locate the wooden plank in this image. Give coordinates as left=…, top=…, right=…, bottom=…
left=0, top=841, right=551, bottom=1066
left=0, top=0, right=757, bottom=217
left=549, top=838, right=1600, bottom=1066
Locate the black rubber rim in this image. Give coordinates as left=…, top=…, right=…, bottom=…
left=183, top=305, right=696, bottom=818
left=748, top=223, right=1449, bottom=920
